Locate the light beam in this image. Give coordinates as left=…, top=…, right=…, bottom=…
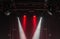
left=32, top=17, right=42, bottom=39
left=23, top=15, right=27, bottom=31
left=17, top=17, right=26, bottom=39
left=32, top=15, right=37, bottom=34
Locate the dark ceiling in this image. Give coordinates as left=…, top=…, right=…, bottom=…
left=0, top=0, right=60, bottom=14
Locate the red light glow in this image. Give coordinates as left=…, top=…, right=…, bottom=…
left=33, top=15, right=36, bottom=18
left=24, top=15, right=26, bottom=18
left=22, top=15, right=27, bottom=32
left=33, top=15, right=37, bottom=27
left=32, top=15, right=37, bottom=34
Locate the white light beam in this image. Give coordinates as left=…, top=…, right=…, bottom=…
left=17, top=17, right=26, bottom=39
left=32, top=17, right=42, bottom=39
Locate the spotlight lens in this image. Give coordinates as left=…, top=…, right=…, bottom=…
left=24, top=15, right=26, bottom=17
left=33, top=15, right=36, bottom=17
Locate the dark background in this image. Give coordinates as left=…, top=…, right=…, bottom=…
left=0, top=0, right=60, bottom=39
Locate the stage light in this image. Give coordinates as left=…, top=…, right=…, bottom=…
left=23, top=15, right=27, bottom=26
left=4, top=11, right=11, bottom=16
left=32, top=17, right=42, bottom=39
left=17, top=17, right=26, bottom=39
left=24, top=15, right=26, bottom=18
left=33, top=15, right=37, bottom=26
left=22, top=15, right=27, bottom=31
left=32, top=15, right=37, bottom=33
left=33, top=15, right=36, bottom=18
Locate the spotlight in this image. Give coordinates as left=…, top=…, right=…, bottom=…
left=17, top=17, right=26, bottom=39
left=32, top=17, right=42, bottom=39
left=23, top=15, right=27, bottom=32
left=5, top=11, right=11, bottom=16
left=33, top=15, right=37, bottom=26
left=32, top=15, right=37, bottom=33
left=33, top=15, right=36, bottom=18
left=24, top=15, right=26, bottom=18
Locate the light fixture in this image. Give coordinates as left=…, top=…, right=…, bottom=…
left=4, top=11, right=11, bottom=16
left=17, top=17, right=26, bottom=39
left=32, top=17, right=42, bottom=39
left=48, top=11, right=53, bottom=15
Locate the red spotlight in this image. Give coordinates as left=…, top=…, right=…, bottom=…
left=33, top=15, right=37, bottom=26
left=22, top=15, right=27, bottom=32
left=24, top=15, right=26, bottom=18
left=33, top=15, right=36, bottom=18
left=23, top=15, right=26, bottom=26
left=32, top=15, right=37, bottom=34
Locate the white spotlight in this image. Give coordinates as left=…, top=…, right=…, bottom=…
left=32, top=17, right=42, bottom=39
left=17, top=17, right=26, bottom=39
left=5, top=11, right=11, bottom=16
